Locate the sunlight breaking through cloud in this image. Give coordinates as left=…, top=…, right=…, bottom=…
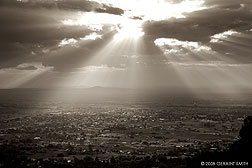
left=155, top=38, right=211, bottom=55
left=92, top=0, right=206, bottom=20
left=210, top=30, right=240, bottom=43
left=113, top=20, right=144, bottom=40
left=58, top=38, right=78, bottom=47
left=1, top=0, right=252, bottom=91
left=81, top=33, right=103, bottom=41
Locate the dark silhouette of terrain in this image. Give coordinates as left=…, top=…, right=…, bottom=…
left=188, top=116, right=252, bottom=168
left=0, top=116, right=251, bottom=168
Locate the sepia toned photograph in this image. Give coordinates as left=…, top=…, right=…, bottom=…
left=0, top=0, right=251, bottom=167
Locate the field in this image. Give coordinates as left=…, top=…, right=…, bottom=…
left=0, top=89, right=252, bottom=162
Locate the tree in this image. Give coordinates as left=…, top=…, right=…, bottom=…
left=239, top=116, right=252, bottom=142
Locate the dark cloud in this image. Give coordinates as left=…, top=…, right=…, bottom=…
left=42, top=27, right=118, bottom=72
left=0, top=1, right=120, bottom=71
left=203, top=0, right=252, bottom=9
left=143, top=5, right=252, bottom=43
left=0, top=42, right=39, bottom=69
left=1, top=0, right=252, bottom=72
left=209, top=31, right=252, bottom=63
left=0, top=7, right=93, bottom=68
left=0, top=8, right=92, bottom=44
left=0, top=0, right=124, bottom=15
left=130, top=16, right=143, bottom=20
left=16, top=65, right=38, bottom=71
left=0, top=0, right=99, bottom=11
left=0, top=0, right=124, bottom=69
left=165, top=0, right=251, bottom=8
left=95, top=4, right=124, bottom=15
left=142, top=1, right=252, bottom=63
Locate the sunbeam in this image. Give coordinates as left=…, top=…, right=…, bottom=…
left=1, top=1, right=252, bottom=166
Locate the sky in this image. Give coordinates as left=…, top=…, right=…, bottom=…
left=0, top=0, right=252, bottom=93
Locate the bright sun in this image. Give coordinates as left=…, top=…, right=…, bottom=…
left=113, top=20, right=144, bottom=40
